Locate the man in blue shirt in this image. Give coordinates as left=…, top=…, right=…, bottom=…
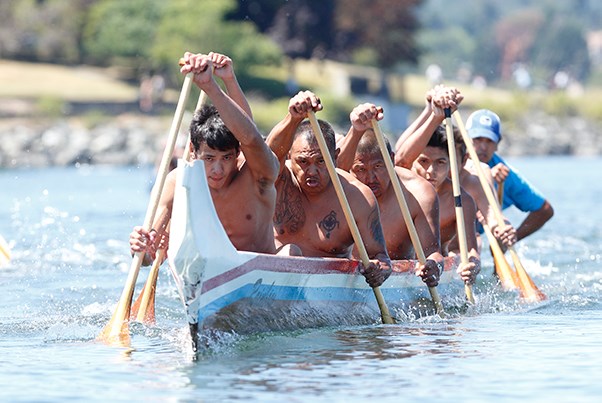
left=466, top=109, right=554, bottom=241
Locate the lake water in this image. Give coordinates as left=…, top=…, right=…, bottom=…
left=1, top=156, right=601, bottom=402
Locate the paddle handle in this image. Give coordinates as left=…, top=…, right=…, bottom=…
left=444, top=109, right=474, bottom=304
left=307, top=112, right=394, bottom=324
left=371, top=119, right=444, bottom=314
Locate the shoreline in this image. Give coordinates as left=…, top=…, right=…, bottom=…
left=0, top=109, right=601, bottom=168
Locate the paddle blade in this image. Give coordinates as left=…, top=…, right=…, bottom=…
left=97, top=303, right=132, bottom=347
left=0, top=235, right=10, bottom=268
left=130, top=249, right=164, bottom=325
left=510, top=248, right=547, bottom=302
left=483, top=224, right=518, bottom=290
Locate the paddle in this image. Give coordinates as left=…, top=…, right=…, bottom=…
left=443, top=108, right=475, bottom=304
left=485, top=178, right=520, bottom=290
left=371, top=119, right=445, bottom=314
left=131, top=87, right=209, bottom=325
left=0, top=234, right=10, bottom=268
left=307, top=111, right=394, bottom=324
left=453, top=110, right=546, bottom=302
left=497, top=180, right=505, bottom=206
left=482, top=222, right=519, bottom=290
left=130, top=249, right=165, bottom=324
left=98, top=72, right=194, bottom=345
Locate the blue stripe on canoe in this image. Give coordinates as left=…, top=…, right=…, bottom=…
left=198, top=282, right=425, bottom=323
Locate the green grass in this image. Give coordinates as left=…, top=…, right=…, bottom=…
left=2, top=59, right=601, bottom=126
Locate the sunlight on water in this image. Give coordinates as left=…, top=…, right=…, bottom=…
left=1, top=158, right=601, bottom=402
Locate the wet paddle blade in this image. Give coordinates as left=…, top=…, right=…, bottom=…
left=510, top=248, right=547, bottom=302
left=483, top=224, right=518, bottom=290
left=131, top=249, right=165, bottom=325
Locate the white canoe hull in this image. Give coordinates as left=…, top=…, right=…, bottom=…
left=168, top=161, right=463, bottom=338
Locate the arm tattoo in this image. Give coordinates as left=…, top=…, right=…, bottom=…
left=274, top=169, right=305, bottom=234
left=319, top=210, right=340, bottom=239
left=368, top=208, right=386, bottom=247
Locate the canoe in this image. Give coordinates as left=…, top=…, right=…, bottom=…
left=167, top=161, right=463, bottom=348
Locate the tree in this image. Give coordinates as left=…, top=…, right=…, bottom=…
left=151, top=0, right=281, bottom=80
left=531, top=17, right=591, bottom=82
left=334, top=0, right=423, bottom=68
left=83, top=0, right=163, bottom=68
left=0, top=0, right=94, bottom=64
left=267, top=0, right=335, bottom=59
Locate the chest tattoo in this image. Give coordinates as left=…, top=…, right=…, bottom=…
left=319, top=210, right=340, bottom=239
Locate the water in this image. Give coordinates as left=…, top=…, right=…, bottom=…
left=1, top=156, right=601, bottom=402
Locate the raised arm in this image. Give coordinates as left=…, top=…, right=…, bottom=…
left=394, top=86, right=463, bottom=168
left=337, top=103, right=383, bottom=171
left=209, top=52, right=253, bottom=119
left=181, top=52, right=278, bottom=184
left=266, top=90, right=322, bottom=175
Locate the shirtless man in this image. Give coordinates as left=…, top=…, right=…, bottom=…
left=402, top=126, right=481, bottom=285
left=130, top=52, right=279, bottom=262
left=395, top=85, right=517, bottom=249
left=336, top=103, right=442, bottom=286
left=266, top=91, right=392, bottom=288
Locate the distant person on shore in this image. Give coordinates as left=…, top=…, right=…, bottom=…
left=130, top=52, right=280, bottom=264
left=266, top=90, right=393, bottom=288
left=466, top=109, right=554, bottom=241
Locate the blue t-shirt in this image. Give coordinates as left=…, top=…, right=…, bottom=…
left=489, top=154, right=546, bottom=212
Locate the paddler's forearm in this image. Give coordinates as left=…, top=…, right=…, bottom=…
left=266, top=113, right=304, bottom=161
left=204, top=81, right=260, bottom=147
left=222, top=76, right=253, bottom=119
left=516, top=201, right=554, bottom=241
left=394, top=112, right=443, bottom=168
left=336, top=126, right=365, bottom=171
left=394, top=103, right=431, bottom=152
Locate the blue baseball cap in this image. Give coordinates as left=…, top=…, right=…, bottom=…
left=466, top=109, right=502, bottom=143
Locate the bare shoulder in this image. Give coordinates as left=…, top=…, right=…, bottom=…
left=337, top=168, right=377, bottom=206
left=395, top=166, right=437, bottom=199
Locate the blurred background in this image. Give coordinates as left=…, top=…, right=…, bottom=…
left=1, top=0, right=601, bottom=167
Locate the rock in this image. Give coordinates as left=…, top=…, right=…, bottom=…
left=0, top=111, right=600, bottom=168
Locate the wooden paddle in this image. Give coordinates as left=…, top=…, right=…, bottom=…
left=497, top=180, right=505, bottom=206
left=0, top=234, right=10, bottom=268
left=486, top=178, right=520, bottom=290
left=130, top=248, right=165, bottom=324
left=443, top=108, right=475, bottom=304
left=97, top=72, right=194, bottom=345
left=453, top=110, right=546, bottom=302
left=371, top=119, right=445, bottom=315
left=308, top=111, right=394, bottom=324
left=482, top=222, right=519, bottom=290
left=130, top=87, right=209, bottom=325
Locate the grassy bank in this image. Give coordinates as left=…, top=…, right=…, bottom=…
left=2, top=59, right=601, bottom=134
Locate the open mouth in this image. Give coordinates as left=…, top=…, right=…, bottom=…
left=305, top=178, right=320, bottom=187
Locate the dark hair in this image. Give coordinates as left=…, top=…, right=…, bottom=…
left=356, top=129, right=393, bottom=160
left=428, top=124, right=466, bottom=157
left=294, top=119, right=337, bottom=158
left=190, top=105, right=240, bottom=152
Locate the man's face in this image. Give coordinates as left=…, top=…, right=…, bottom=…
left=197, top=143, right=239, bottom=190
left=472, top=137, right=497, bottom=163
left=350, top=151, right=390, bottom=199
left=412, top=146, right=449, bottom=190
left=289, top=136, right=330, bottom=195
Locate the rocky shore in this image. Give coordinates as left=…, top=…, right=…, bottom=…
left=0, top=110, right=600, bottom=169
